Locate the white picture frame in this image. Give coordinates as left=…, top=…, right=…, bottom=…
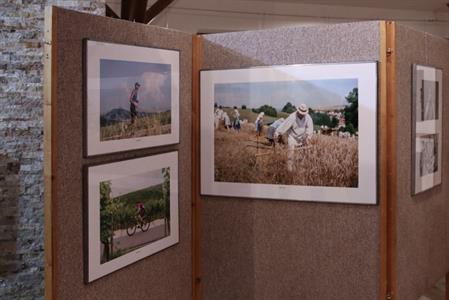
left=86, top=152, right=179, bottom=282
left=85, top=40, right=180, bottom=156
left=200, top=62, right=378, bottom=204
left=412, top=64, right=443, bottom=195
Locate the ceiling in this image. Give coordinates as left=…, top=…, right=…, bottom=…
left=242, top=0, right=449, bottom=12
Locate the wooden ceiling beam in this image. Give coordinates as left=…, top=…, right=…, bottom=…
left=144, top=0, right=175, bottom=23
left=105, top=4, right=119, bottom=19
left=121, top=0, right=149, bottom=23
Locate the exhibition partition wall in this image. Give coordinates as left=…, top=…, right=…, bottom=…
left=44, top=7, right=192, bottom=300
left=197, top=22, right=387, bottom=300
left=394, top=24, right=449, bottom=300
left=44, top=7, right=449, bottom=300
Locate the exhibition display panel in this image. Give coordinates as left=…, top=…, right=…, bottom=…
left=44, top=7, right=449, bottom=300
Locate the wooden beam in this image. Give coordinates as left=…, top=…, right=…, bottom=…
left=121, top=0, right=148, bottom=23
left=379, top=20, right=398, bottom=300
left=446, top=272, right=449, bottom=300
left=105, top=4, right=119, bottom=19
left=191, top=35, right=203, bottom=300
left=385, top=20, right=398, bottom=300
left=144, top=0, right=175, bottom=23
left=44, top=6, right=57, bottom=300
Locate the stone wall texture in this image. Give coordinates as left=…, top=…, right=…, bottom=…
left=0, top=1, right=104, bottom=299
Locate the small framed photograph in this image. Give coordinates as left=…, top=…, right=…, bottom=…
left=85, top=40, right=179, bottom=156
left=86, top=152, right=179, bottom=282
left=201, top=62, right=378, bottom=204
left=412, top=65, right=443, bottom=195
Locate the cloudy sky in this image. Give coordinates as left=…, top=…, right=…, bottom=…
left=100, top=59, right=171, bottom=115
left=107, top=168, right=165, bottom=198
left=214, top=79, right=357, bottom=110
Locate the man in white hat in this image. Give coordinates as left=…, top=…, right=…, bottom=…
left=275, top=103, right=314, bottom=171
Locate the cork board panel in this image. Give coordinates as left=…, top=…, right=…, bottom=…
left=395, top=24, right=449, bottom=300
left=201, top=22, right=381, bottom=300
left=50, top=7, right=192, bottom=299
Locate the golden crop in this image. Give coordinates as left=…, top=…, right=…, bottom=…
left=214, top=123, right=358, bottom=187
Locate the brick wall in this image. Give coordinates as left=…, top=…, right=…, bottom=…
left=0, top=1, right=104, bottom=299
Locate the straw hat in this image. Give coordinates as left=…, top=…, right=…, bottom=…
left=297, top=104, right=308, bottom=115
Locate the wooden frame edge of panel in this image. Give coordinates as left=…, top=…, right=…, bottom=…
left=386, top=21, right=398, bottom=300
left=378, top=21, right=388, bottom=300
left=43, top=6, right=56, bottom=300
left=446, top=272, right=448, bottom=300
left=379, top=20, right=398, bottom=300
left=192, top=35, right=203, bottom=300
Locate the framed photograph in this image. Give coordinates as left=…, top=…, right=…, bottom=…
left=412, top=65, right=443, bottom=195
left=86, top=152, right=179, bottom=282
left=85, top=40, right=180, bottom=156
left=201, top=62, right=378, bottom=204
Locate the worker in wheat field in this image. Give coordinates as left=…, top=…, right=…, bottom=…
left=223, top=112, right=232, bottom=131
left=266, top=118, right=285, bottom=145
left=232, top=108, right=241, bottom=132
left=214, top=106, right=224, bottom=129
left=129, top=82, right=141, bottom=125
left=255, top=112, right=264, bottom=136
left=275, top=103, right=314, bottom=171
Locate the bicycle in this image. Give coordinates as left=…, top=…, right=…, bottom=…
left=126, top=213, right=151, bottom=237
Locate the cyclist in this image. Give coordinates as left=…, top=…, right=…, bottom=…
left=136, top=202, right=146, bottom=223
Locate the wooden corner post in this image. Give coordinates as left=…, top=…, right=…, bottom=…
left=379, top=21, right=397, bottom=300
left=192, top=35, right=203, bottom=300
left=43, top=6, right=56, bottom=300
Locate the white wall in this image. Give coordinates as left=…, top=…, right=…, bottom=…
left=149, top=0, right=449, bottom=38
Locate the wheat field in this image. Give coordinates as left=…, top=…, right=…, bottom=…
left=101, top=113, right=171, bottom=141
left=214, top=123, right=358, bottom=187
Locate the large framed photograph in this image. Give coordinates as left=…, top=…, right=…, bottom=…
left=85, top=40, right=179, bottom=156
left=86, top=152, right=179, bottom=282
left=412, top=65, right=443, bottom=195
left=201, top=62, right=378, bottom=204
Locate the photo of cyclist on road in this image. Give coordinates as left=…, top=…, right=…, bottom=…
left=99, top=168, right=171, bottom=264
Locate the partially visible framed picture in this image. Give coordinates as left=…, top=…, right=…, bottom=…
left=201, top=62, right=378, bottom=204
left=412, top=65, right=443, bottom=195
left=86, top=152, right=179, bottom=282
left=85, top=40, right=180, bottom=156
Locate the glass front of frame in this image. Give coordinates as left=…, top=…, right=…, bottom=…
left=85, top=40, right=180, bottom=156
left=201, top=62, right=378, bottom=204
left=86, top=152, right=179, bottom=282
left=412, top=65, right=443, bottom=195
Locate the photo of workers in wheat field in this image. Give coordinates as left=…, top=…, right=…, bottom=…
left=99, top=168, right=171, bottom=264
left=201, top=63, right=378, bottom=204
left=213, top=78, right=359, bottom=188
left=99, top=59, right=172, bottom=141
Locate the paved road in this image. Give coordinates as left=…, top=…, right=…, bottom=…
left=113, top=219, right=168, bottom=252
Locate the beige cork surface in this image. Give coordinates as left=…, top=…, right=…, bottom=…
left=200, top=22, right=382, bottom=300
left=395, top=24, right=449, bottom=300
left=50, top=7, right=192, bottom=300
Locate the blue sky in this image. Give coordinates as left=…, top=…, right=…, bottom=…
left=100, top=59, right=172, bottom=115
left=214, top=79, right=358, bottom=110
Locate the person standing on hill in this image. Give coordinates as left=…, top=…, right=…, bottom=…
left=275, top=103, right=314, bottom=171
left=129, top=82, right=141, bottom=125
